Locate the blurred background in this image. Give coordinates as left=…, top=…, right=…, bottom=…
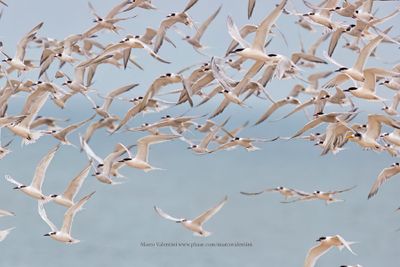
left=0, top=0, right=399, bottom=266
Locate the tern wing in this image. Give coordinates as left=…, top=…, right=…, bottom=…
left=62, top=162, right=92, bottom=201
left=136, top=134, right=179, bottom=162
left=227, top=16, right=251, bottom=49
left=61, top=192, right=95, bottom=235
left=4, top=175, right=23, bottom=187
left=31, top=144, right=60, bottom=190
left=304, top=242, right=332, bottom=267
left=192, top=196, right=228, bottom=226
left=368, top=165, right=400, bottom=199
left=38, top=202, right=58, bottom=232
left=154, top=206, right=184, bottom=222
left=248, top=0, right=256, bottom=19
left=0, top=227, right=15, bottom=242
left=251, top=0, right=287, bottom=51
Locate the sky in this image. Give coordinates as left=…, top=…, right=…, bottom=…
left=0, top=0, right=400, bottom=266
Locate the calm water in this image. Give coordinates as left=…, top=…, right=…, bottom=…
left=0, top=0, right=399, bottom=266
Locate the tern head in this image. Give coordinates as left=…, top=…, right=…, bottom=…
left=50, top=194, right=58, bottom=198
left=277, top=186, right=284, bottom=190
left=93, top=17, right=104, bottom=22
left=167, top=13, right=176, bottom=17
left=345, top=24, right=356, bottom=31
left=303, top=12, right=315, bottom=17
left=380, top=132, right=389, bottom=137
left=314, top=111, right=324, bottom=117
left=118, top=157, right=132, bottom=162
left=62, top=80, right=72, bottom=86
left=335, top=67, right=348, bottom=72
left=268, top=53, right=278, bottom=57
left=391, top=163, right=400, bottom=167
left=234, top=137, right=241, bottom=141
left=379, top=80, right=389, bottom=85
left=347, top=132, right=362, bottom=140
left=2, top=58, right=12, bottom=62
left=316, top=236, right=327, bottom=242
left=322, top=94, right=330, bottom=99
left=188, top=144, right=198, bottom=149
left=314, top=190, right=321, bottom=194
left=161, top=115, right=171, bottom=119
left=230, top=48, right=245, bottom=54
left=33, top=80, right=43, bottom=86
left=13, top=185, right=27, bottom=190
left=93, top=105, right=100, bottom=109
left=344, top=86, right=357, bottom=92
left=44, top=231, right=57, bottom=236
left=314, top=141, right=324, bottom=146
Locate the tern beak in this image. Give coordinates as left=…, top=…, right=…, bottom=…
left=44, top=233, right=50, bottom=236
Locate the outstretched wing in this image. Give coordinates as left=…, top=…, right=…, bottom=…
left=154, top=206, right=184, bottom=222
left=61, top=192, right=95, bottom=235
left=192, top=196, right=228, bottom=226
left=38, top=202, right=58, bottom=232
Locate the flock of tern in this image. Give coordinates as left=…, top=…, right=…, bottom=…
left=0, top=0, right=399, bottom=266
